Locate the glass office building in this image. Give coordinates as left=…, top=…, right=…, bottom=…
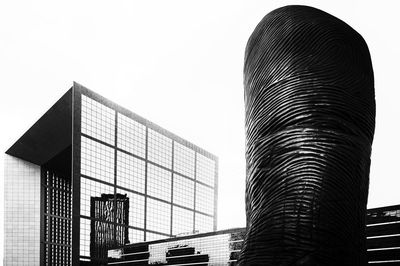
left=4, top=82, right=218, bottom=265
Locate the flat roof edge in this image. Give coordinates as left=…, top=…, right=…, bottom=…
left=73, top=82, right=218, bottom=161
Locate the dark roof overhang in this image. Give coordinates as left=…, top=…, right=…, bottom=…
left=6, top=88, right=73, bottom=166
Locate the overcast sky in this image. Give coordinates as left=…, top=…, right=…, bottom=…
left=1, top=1, right=399, bottom=257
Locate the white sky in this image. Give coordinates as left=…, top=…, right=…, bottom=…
left=0, top=0, right=399, bottom=262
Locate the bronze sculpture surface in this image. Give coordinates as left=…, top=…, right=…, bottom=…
left=239, top=5, right=375, bottom=266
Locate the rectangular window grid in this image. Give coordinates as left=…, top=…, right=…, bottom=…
left=117, top=151, right=145, bottom=193
left=147, top=164, right=171, bottom=202
left=80, top=177, right=114, bottom=217
left=117, top=113, right=146, bottom=158
left=196, top=153, right=216, bottom=186
left=195, top=183, right=215, bottom=215
left=81, top=95, right=115, bottom=145
left=173, top=174, right=194, bottom=209
left=173, top=142, right=195, bottom=178
left=146, top=198, right=171, bottom=235
left=81, top=136, right=115, bottom=184
left=172, top=206, right=194, bottom=236
left=79, top=94, right=218, bottom=262
left=148, top=129, right=172, bottom=168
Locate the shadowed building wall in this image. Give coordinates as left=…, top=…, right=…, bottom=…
left=240, top=5, right=375, bottom=266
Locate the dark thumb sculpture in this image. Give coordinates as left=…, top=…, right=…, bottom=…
left=239, top=5, right=375, bottom=266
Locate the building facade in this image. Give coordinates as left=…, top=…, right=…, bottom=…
left=107, top=205, right=400, bottom=266
left=4, top=83, right=218, bottom=265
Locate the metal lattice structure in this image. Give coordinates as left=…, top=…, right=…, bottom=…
left=41, top=168, right=72, bottom=265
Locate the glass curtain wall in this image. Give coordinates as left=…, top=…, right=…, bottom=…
left=78, top=93, right=217, bottom=263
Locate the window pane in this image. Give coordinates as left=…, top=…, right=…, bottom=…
left=147, top=164, right=171, bottom=202
left=195, top=213, right=214, bottom=233
left=196, top=153, right=215, bottom=186
left=117, top=113, right=146, bottom=158
left=172, top=206, right=194, bottom=236
left=173, top=174, right=194, bottom=209
left=117, top=151, right=145, bottom=193
left=146, top=198, right=171, bottom=235
left=195, top=183, right=214, bottom=215
left=81, top=136, right=115, bottom=184
left=148, top=129, right=172, bottom=168
left=81, top=95, right=115, bottom=145
left=173, top=142, right=195, bottom=178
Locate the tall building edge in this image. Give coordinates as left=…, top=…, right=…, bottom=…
left=72, top=82, right=82, bottom=266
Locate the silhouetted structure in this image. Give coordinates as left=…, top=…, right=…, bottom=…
left=241, top=5, right=375, bottom=265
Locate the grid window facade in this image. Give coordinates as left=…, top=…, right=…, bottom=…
left=148, top=129, right=172, bottom=168
left=195, top=213, right=214, bottom=233
left=195, top=183, right=215, bottom=215
left=78, top=93, right=217, bottom=260
left=80, top=177, right=114, bottom=217
left=81, top=136, right=115, bottom=184
left=146, top=198, right=171, bottom=235
left=117, top=151, right=145, bottom=193
left=196, top=153, right=216, bottom=186
left=117, top=113, right=146, bottom=158
left=174, top=142, right=195, bottom=178
left=172, top=206, right=194, bottom=236
left=81, top=95, right=115, bottom=145
left=117, top=189, right=145, bottom=229
left=147, top=164, right=171, bottom=202
left=173, top=174, right=194, bottom=209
